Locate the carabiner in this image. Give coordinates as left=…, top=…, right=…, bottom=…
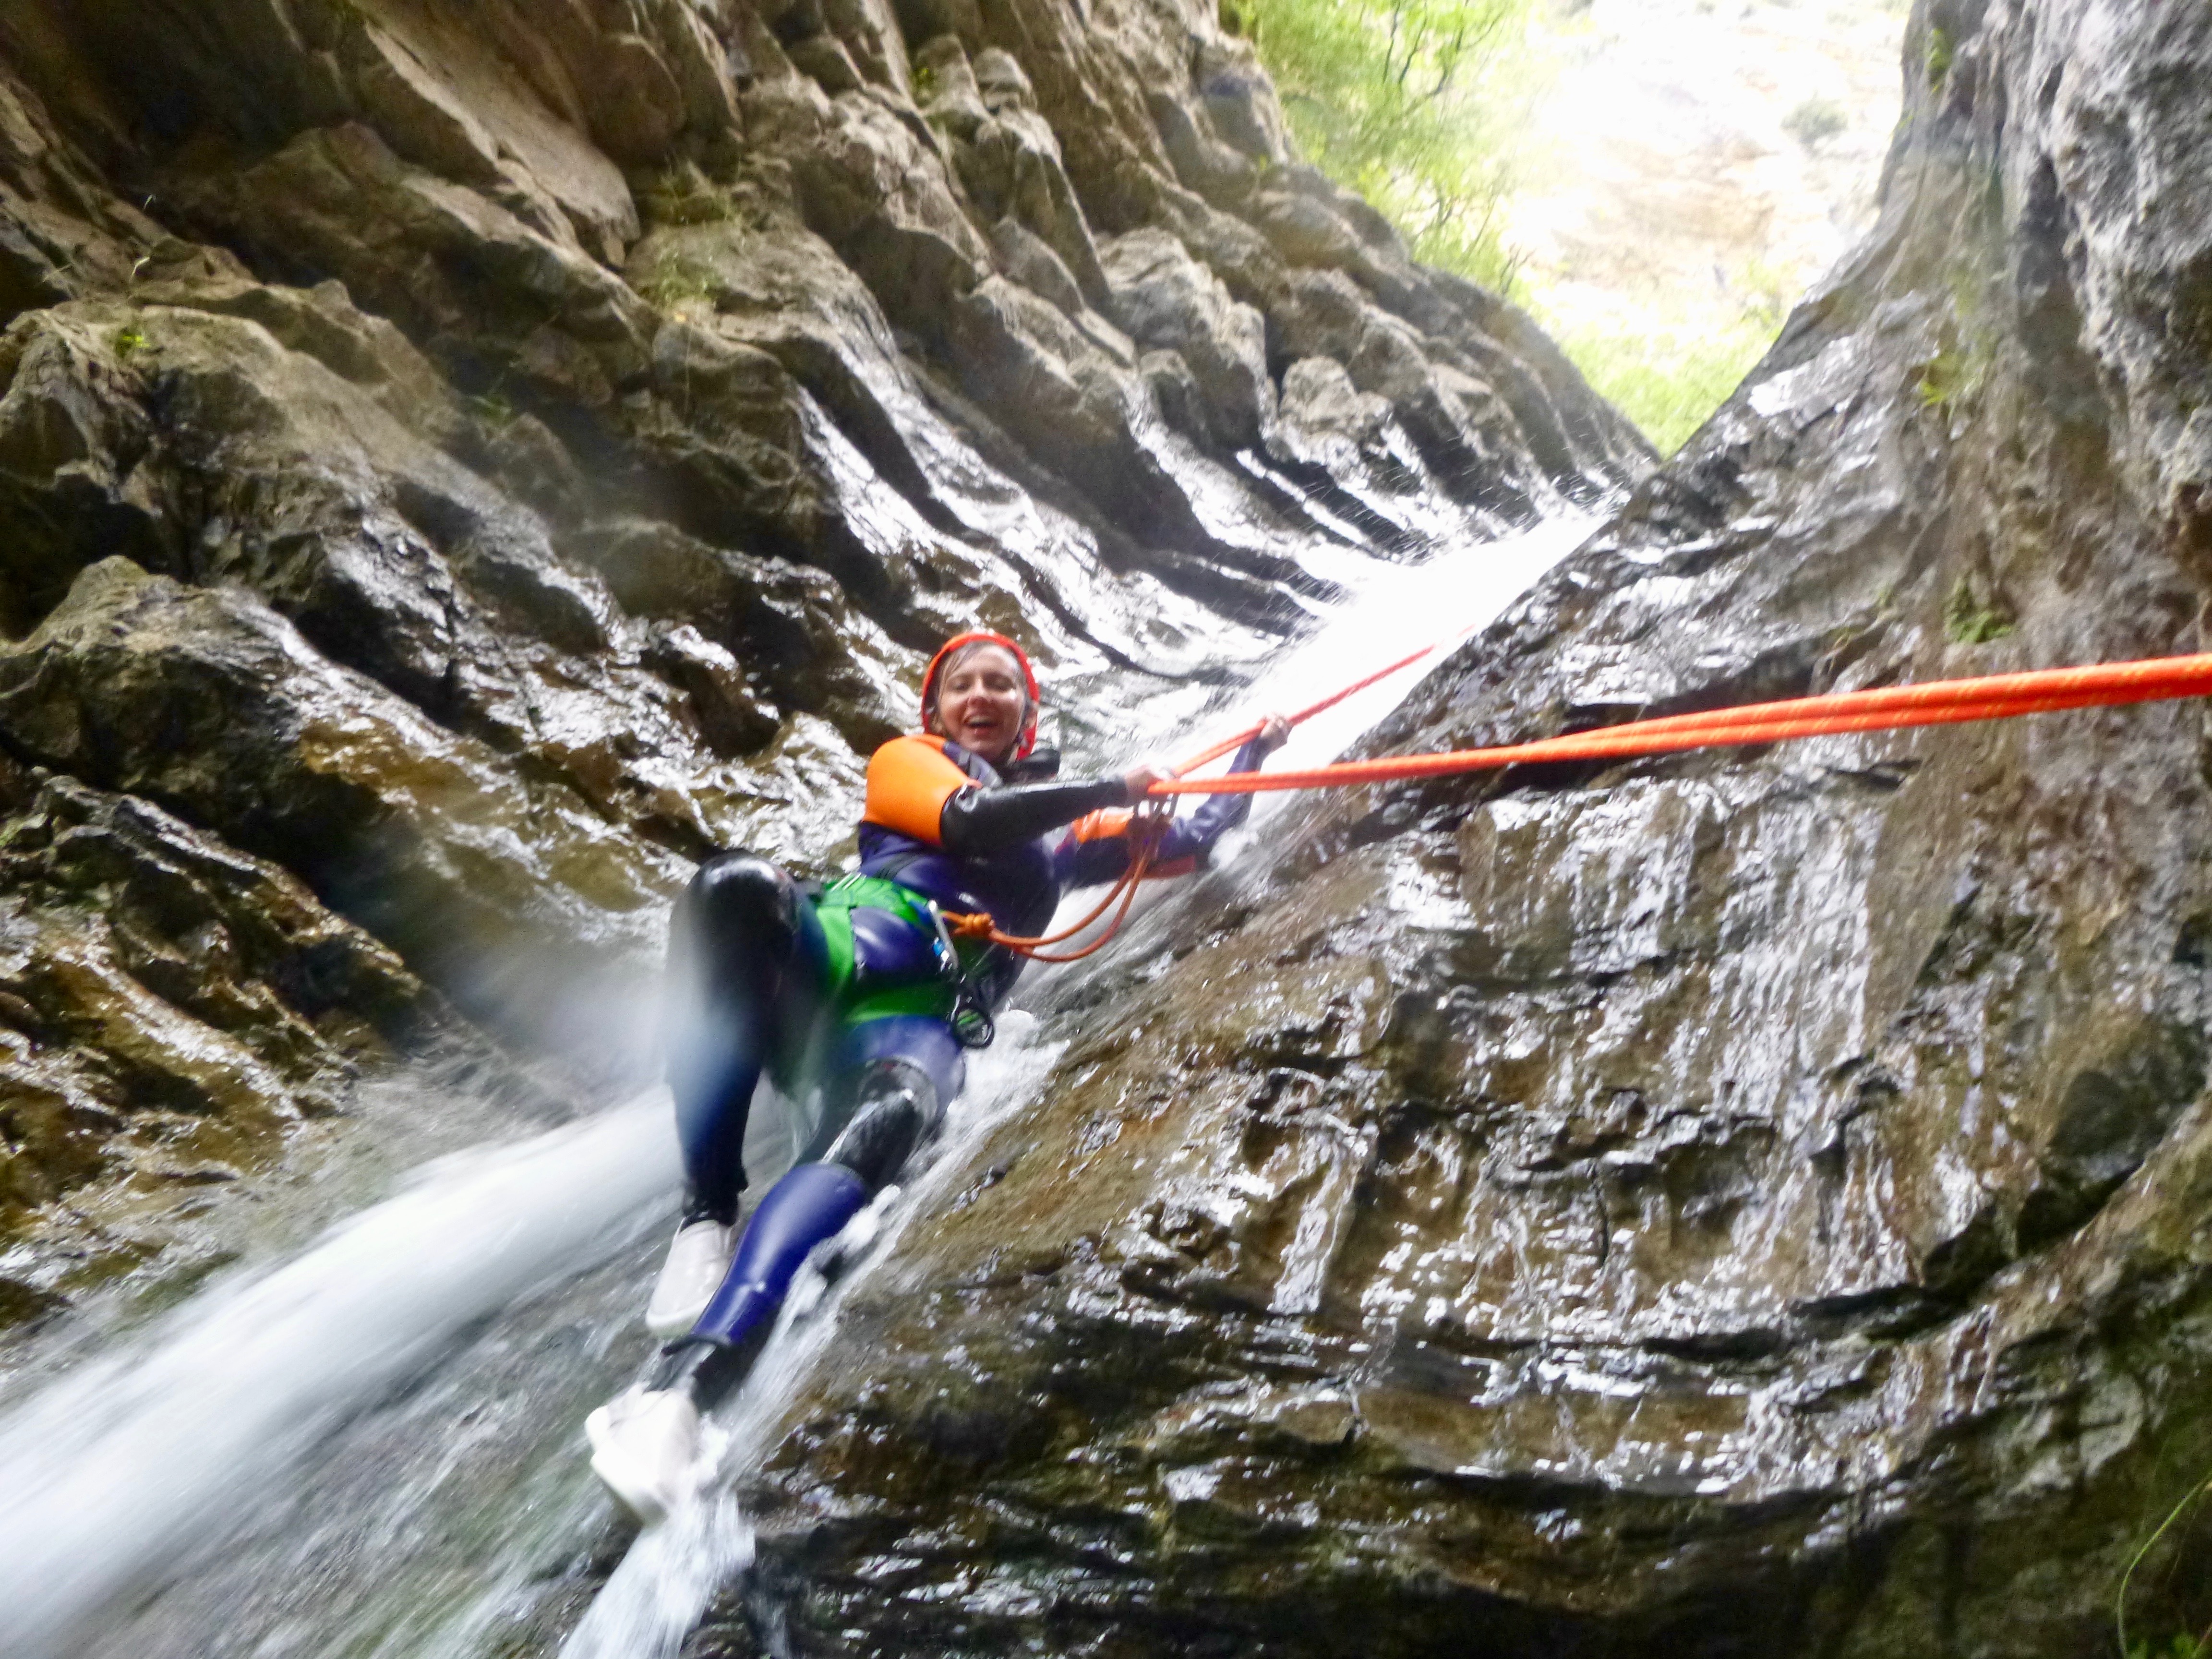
left=922, top=899, right=963, bottom=980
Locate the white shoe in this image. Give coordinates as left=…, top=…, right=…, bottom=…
left=644, top=1217, right=734, bottom=1338
left=585, top=1387, right=701, bottom=1526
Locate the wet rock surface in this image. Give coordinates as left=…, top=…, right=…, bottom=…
left=0, top=0, right=1634, bottom=1377
left=0, top=754, right=429, bottom=1323
left=689, top=2, right=2212, bottom=1655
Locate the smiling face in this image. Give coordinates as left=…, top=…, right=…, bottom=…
left=929, top=642, right=1032, bottom=765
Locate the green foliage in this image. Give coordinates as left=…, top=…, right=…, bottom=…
left=1239, top=0, right=1795, bottom=451
left=1536, top=257, right=1791, bottom=456
left=468, top=390, right=517, bottom=430
left=1243, top=0, right=1539, bottom=292
left=2119, top=1468, right=2212, bottom=1659
left=2126, top=1637, right=2210, bottom=1659
left=1542, top=312, right=1770, bottom=457
left=1783, top=96, right=1847, bottom=152
left=637, top=263, right=718, bottom=319
left=1943, top=575, right=2012, bottom=645
left=110, top=323, right=148, bottom=360
left=640, top=165, right=740, bottom=228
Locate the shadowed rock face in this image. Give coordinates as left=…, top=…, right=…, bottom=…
left=691, top=1, right=2212, bottom=1654
left=0, top=0, right=1638, bottom=1360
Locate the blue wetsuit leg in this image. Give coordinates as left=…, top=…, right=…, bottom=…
left=688, top=1015, right=965, bottom=1351
left=665, top=852, right=831, bottom=1224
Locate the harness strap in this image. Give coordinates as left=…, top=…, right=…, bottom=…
left=814, top=874, right=994, bottom=1044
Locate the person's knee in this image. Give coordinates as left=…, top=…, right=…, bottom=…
left=681, top=853, right=807, bottom=977
left=687, top=852, right=799, bottom=937
left=822, top=1060, right=943, bottom=1188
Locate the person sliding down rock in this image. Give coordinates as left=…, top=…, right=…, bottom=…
left=587, top=630, right=1290, bottom=1522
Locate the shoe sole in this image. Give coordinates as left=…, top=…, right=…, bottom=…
left=585, top=1405, right=678, bottom=1527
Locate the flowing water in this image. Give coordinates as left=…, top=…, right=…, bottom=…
left=0, top=513, right=1596, bottom=1659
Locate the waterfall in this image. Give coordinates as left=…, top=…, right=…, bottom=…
left=0, top=515, right=1593, bottom=1659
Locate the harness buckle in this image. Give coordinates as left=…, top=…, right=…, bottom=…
left=949, top=987, right=996, bottom=1049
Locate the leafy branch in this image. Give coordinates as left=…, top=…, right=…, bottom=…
left=1244, top=0, right=1538, bottom=293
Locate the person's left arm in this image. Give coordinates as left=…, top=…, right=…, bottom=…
left=1052, top=717, right=1289, bottom=888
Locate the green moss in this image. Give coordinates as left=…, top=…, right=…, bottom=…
left=467, top=390, right=517, bottom=430
left=1926, top=24, right=1954, bottom=84
left=1918, top=346, right=1968, bottom=408
left=1944, top=575, right=2013, bottom=645
left=912, top=58, right=938, bottom=98
left=111, top=323, right=149, bottom=360
left=1919, top=257, right=1999, bottom=413
left=2127, top=1636, right=2211, bottom=1659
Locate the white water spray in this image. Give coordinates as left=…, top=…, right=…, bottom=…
left=0, top=1094, right=680, bottom=1659
left=558, top=1012, right=1067, bottom=1659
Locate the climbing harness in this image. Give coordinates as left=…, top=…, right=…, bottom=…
left=921, top=898, right=998, bottom=1046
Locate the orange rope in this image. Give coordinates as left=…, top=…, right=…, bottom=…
left=1173, top=642, right=1442, bottom=775
left=936, top=647, right=2212, bottom=964
left=938, top=807, right=1172, bottom=962
left=1148, top=652, right=2212, bottom=796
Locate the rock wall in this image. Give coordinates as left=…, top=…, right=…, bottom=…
left=707, top=1, right=2212, bottom=1654
left=0, top=0, right=1639, bottom=1346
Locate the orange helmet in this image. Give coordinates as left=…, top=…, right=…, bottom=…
left=921, top=631, right=1041, bottom=759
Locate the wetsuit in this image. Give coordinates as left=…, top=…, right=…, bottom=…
left=652, top=732, right=1266, bottom=1397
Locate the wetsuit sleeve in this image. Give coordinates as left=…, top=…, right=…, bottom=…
left=1056, top=808, right=1189, bottom=888
left=1053, top=737, right=1270, bottom=888
left=1177, top=736, right=1267, bottom=848
left=866, top=733, right=1131, bottom=855
left=938, top=775, right=1130, bottom=855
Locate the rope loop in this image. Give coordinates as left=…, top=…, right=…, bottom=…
left=941, top=802, right=1176, bottom=963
